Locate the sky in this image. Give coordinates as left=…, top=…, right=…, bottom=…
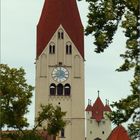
left=1, top=0, right=133, bottom=128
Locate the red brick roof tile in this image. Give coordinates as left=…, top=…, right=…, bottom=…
left=85, top=104, right=92, bottom=111
left=92, top=97, right=105, bottom=122
left=37, top=0, right=84, bottom=58
left=85, top=97, right=112, bottom=122
left=104, top=104, right=112, bottom=112
left=108, top=125, right=131, bottom=140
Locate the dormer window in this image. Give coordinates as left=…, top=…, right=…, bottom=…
left=58, top=29, right=64, bottom=39
left=66, top=42, right=72, bottom=54
left=49, top=43, right=55, bottom=54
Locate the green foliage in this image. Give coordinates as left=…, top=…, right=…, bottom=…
left=0, top=64, right=66, bottom=138
left=79, top=0, right=140, bottom=138
left=35, top=104, right=66, bottom=136
left=1, top=132, right=19, bottom=140
left=1, top=131, right=43, bottom=140
left=0, top=64, right=33, bottom=130
left=109, top=93, right=139, bottom=123
left=19, top=131, right=43, bottom=140
left=128, top=121, right=140, bottom=140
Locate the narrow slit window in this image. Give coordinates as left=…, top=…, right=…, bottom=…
left=58, top=29, right=64, bottom=39
left=66, top=45, right=69, bottom=54
left=49, top=45, right=52, bottom=54
left=53, top=45, right=55, bottom=53
left=69, top=45, right=72, bottom=54
left=58, top=32, right=61, bottom=39
left=66, top=44, right=72, bottom=54
left=49, top=44, right=55, bottom=54
left=61, top=32, right=64, bottom=39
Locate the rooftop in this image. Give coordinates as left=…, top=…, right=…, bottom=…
left=107, top=125, right=131, bottom=140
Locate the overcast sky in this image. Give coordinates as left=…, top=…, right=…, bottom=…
left=1, top=0, right=133, bottom=128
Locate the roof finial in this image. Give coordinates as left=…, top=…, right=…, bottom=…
left=106, top=99, right=108, bottom=105
left=97, top=90, right=100, bottom=97
left=88, top=99, right=91, bottom=105
left=108, top=100, right=110, bottom=105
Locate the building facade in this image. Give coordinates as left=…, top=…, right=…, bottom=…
left=35, top=0, right=85, bottom=140
left=86, top=96, right=112, bottom=140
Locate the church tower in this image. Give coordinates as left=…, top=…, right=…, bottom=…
left=86, top=94, right=112, bottom=140
left=35, top=0, right=85, bottom=140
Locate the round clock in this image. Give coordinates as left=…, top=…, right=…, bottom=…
left=52, top=67, right=69, bottom=83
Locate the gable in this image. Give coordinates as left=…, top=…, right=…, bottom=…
left=37, top=0, right=84, bottom=58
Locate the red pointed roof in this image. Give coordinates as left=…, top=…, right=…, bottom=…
left=104, top=104, right=112, bottom=112
left=37, top=0, right=84, bottom=58
left=108, top=125, right=131, bottom=140
left=85, top=104, right=92, bottom=111
left=85, top=96, right=112, bottom=122
left=92, top=97, right=105, bottom=122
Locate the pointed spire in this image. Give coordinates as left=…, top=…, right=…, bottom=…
left=97, top=90, right=100, bottom=97
left=108, top=100, right=110, bottom=105
left=106, top=99, right=108, bottom=105
left=105, top=99, right=110, bottom=105
left=85, top=99, right=92, bottom=111
left=104, top=99, right=111, bottom=112
left=88, top=99, right=92, bottom=105
left=92, top=93, right=105, bottom=122
left=37, top=0, right=84, bottom=58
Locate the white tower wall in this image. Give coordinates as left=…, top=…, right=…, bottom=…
left=35, top=25, right=85, bottom=140
left=86, top=111, right=111, bottom=140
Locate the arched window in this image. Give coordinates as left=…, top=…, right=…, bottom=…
left=50, top=83, right=56, bottom=96
left=58, top=32, right=61, bottom=39
left=60, top=128, right=65, bottom=137
left=61, top=32, right=64, bottom=39
left=66, top=42, right=72, bottom=54
left=64, top=84, right=71, bottom=96
left=49, top=43, right=55, bottom=54
left=94, top=138, right=101, bottom=140
left=57, top=84, right=63, bottom=96
left=58, top=29, right=64, bottom=39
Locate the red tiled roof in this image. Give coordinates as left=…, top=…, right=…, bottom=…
left=108, top=125, right=131, bottom=140
left=37, top=0, right=84, bottom=58
left=92, top=97, right=105, bottom=122
left=104, top=104, right=112, bottom=112
left=85, top=97, right=112, bottom=122
left=85, top=105, right=92, bottom=111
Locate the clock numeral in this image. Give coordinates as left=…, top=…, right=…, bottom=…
left=65, top=74, right=68, bottom=78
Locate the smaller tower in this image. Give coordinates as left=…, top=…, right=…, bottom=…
left=86, top=92, right=112, bottom=140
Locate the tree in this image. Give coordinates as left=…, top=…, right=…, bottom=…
left=34, top=104, right=66, bottom=138
left=79, top=0, right=140, bottom=139
left=0, top=64, right=33, bottom=130
left=0, top=64, right=66, bottom=140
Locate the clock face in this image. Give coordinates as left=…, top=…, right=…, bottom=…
left=52, top=67, right=69, bottom=83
